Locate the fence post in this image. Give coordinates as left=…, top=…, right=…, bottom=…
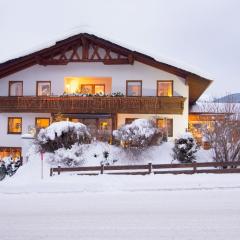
left=148, top=162, right=152, bottom=174
left=57, top=166, right=61, bottom=175
left=100, top=164, right=104, bottom=174
left=193, top=161, right=197, bottom=174
left=50, top=168, right=53, bottom=177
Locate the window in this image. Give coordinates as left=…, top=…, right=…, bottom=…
left=0, top=147, right=21, bottom=161
left=35, top=118, right=50, bottom=129
left=9, top=81, right=23, bottom=96
left=125, top=118, right=138, bottom=124
left=81, top=84, right=94, bottom=94
left=81, top=84, right=105, bottom=94
left=36, top=81, right=51, bottom=96
left=8, top=117, right=22, bottom=134
left=157, top=118, right=173, bottom=137
left=126, top=80, right=142, bottom=96
left=94, top=85, right=105, bottom=94
left=157, top=80, right=173, bottom=96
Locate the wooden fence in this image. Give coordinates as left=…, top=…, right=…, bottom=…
left=50, top=161, right=240, bottom=176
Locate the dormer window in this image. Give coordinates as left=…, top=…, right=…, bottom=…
left=157, top=80, right=173, bottom=96
left=9, top=81, right=23, bottom=96
left=126, top=80, right=142, bottom=96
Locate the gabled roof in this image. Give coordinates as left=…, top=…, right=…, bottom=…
left=0, top=33, right=212, bottom=104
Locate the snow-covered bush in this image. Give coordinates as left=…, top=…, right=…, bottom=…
left=47, top=143, right=86, bottom=167
left=113, top=119, right=163, bottom=151
left=0, top=157, right=22, bottom=180
left=172, top=132, right=199, bottom=163
left=36, top=121, right=91, bottom=153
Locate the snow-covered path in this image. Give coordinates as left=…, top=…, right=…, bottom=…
left=1, top=187, right=240, bottom=240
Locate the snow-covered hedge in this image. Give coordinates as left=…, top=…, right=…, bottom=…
left=113, top=119, right=163, bottom=150
left=172, top=132, right=199, bottom=163
left=36, top=121, right=91, bottom=152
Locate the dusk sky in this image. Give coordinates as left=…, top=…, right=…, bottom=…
left=1, top=0, right=239, bottom=98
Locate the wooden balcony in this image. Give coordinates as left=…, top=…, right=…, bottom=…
left=0, top=96, right=186, bottom=114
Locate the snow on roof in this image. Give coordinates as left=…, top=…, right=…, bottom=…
left=190, top=102, right=240, bottom=114
left=0, top=26, right=214, bottom=80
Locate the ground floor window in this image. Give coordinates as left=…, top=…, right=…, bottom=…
left=69, top=116, right=112, bottom=141
left=125, top=118, right=138, bottom=124
left=8, top=117, right=22, bottom=134
left=156, top=118, right=173, bottom=137
left=35, top=118, right=50, bottom=129
left=0, top=147, right=22, bottom=160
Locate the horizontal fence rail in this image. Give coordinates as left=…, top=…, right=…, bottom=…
left=50, top=161, right=240, bottom=176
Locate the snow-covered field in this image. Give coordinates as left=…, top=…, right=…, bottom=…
left=1, top=154, right=240, bottom=240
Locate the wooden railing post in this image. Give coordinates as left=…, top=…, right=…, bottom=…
left=50, top=168, right=53, bottom=177
left=100, top=164, right=104, bottom=174
left=148, top=162, right=152, bottom=174
left=57, top=166, right=61, bottom=175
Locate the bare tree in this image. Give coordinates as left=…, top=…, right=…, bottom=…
left=200, top=96, right=240, bottom=162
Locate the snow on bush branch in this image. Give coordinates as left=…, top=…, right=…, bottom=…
left=113, top=119, right=163, bottom=150
left=172, top=132, right=199, bottom=163
left=36, top=121, right=91, bottom=152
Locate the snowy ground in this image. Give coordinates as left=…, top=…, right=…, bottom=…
left=1, top=158, right=240, bottom=240
left=1, top=174, right=240, bottom=240
left=1, top=144, right=238, bottom=240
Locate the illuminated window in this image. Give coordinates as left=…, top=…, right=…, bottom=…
left=81, top=84, right=94, bottom=94
left=95, top=85, right=105, bottom=94
left=9, top=81, right=23, bottom=96
left=126, top=81, right=142, bottom=96
left=81, top=84, right=105, bottom=94
left=35, top=118, right=50, bottom=129
left=0, top=147, right=21, bottom=160
left=157, top=81, right=173, bottom=96
left=8, top=117, right=22, bottom=134
left=37, top=81, right=51, bottom=96
left=157, top=118, right=173, bottom=137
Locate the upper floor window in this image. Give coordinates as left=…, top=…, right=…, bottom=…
left=126, top=80, right=142, bottom=96
left=35, top=118, right=50, bottom=129
left=8, top=117, right=22, bottom=134
left=81, top=84, right=105, bottom=95
left=157, top=80, right=173, bottom=97
left=9, top=81, right=23, bottom=96
left=156, top=118, right=173, bottom=137
left=94, top=84, right=105, bottom=94
left=37, top=81, right=51, bottom=96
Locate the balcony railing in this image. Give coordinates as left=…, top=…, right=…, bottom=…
left=0, top=96, right=186, bottom=114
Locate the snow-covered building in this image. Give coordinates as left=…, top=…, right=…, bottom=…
left=0, top=32, right=212, bottom=159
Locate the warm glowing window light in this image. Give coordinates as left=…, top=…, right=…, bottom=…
left=64, top=77, right=111, bottom=94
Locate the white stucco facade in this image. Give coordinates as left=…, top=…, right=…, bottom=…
left=0, top=61, right=189, bottom=158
